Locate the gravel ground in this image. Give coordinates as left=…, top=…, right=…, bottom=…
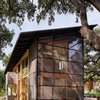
left=84, top=97, right=97, bottom=100
left=0, top=96, right=6, bottom=100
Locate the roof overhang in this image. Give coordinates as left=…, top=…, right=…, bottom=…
left=5, top=25, right=96, bottom=74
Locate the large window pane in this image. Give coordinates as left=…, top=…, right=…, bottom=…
left=69, top=49, right=82, bottom=63
left=53, top=35, right=68, bottom=48
left=39, top=86, right=53, bottom=99
left=53, top=47, right=67, bottom=61
left=54, top=60, right=68, bottom=73
left=21, top=77, right=28, bottom=100
left=39, top=36, right=53, bottom=45
left=38, top=72, right=54, bottom=86
left=37, top=35, right=83, bottom=100
left=66, top=87, right=83, bottom=100
left=54, top=78, right=66, bottom=86
left=68, top=62, right=83, bottom=75
left=38, top=58, right=54, bottom=72
left=66, top=75, right=83, bottom=87
left=38, top=44, right=53, bottom=58
left=53, top=87, right=66, bottom=99
left=69, top=38, right=82, bottom=63
left=43, top=77, right=54, bottom=86
left=69, top=37, right=82, bottom=50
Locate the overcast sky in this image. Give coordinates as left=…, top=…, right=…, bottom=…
left=0, top=7, right=100, bottom=70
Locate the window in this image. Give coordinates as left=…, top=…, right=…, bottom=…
left=53, top=47, right=67, bottom=61
left=38, top=58, right=54, bottom=72
left=69, top=38, right=82, bottom=63
left=38, top=44, right=53, bottom=58
left=42, top=77, right=54, bottom=86
left=53, top=87, right=66, bottom=99
left=38, top=35, right=83, bottom=99
left=54, top=60, right=68, bottom=73
left=38, top=86, right=53, bottom=99
left=68, top=62, right=83, bottom=75
left=22, top=58, right=28, bottom=77
left=54, top=79, right=66, bottom=86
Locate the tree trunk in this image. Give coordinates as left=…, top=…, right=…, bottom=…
left=70, top=0, right=100, bottom=50
left=79, top=0, right=100, bottom=50
left=80, top=26, right=100, bottom=50
left=87, top=0, right=100, bottom=12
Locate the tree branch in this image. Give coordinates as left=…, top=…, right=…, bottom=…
left=86, top=0, right=100, bottom=12
left=80, top=26, right=100, bottom=50
left=78, top=0, right=100, bottom=50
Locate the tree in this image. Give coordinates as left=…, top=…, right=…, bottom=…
left=0, top=0, right=100, bottom=50
left=0, top=0, right=36, bottom=59
left=0, top=70, right=5, bottom=96
left=0, top=0, right=14, bottom=59
left=37, top=0, right=100, bottom=50
left=2, top=54, right=10, bottom=67
left=0, top=29, right=13, bottom=59
left=0, top=0, right=100, bottom=51
left=84, top=41, right=100, bottom=82
left=84, top=28, right=100, bottom=82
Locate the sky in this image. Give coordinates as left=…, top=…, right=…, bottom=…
left=0, top=7, right=100, bottom=70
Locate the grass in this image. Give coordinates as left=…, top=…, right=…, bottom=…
left=0, top=89, right=5, bottom=96
left=84, top=90, right=100, bottom=97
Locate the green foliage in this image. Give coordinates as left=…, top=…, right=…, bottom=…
left=0, top=70, right=5, bottom=96
left=3, top=54, right=10, bottom=67
left=0, top=0, right=36, bottom=27
left=0, top=29, right=13, bottom=59
left=0, top=90, right=5, bottom=96
left=84, top=90, right=100, bottom=97
left=37, top=0, right=93, bottom=25
left=84, top=27, right=100, bottom=81
left=84, top=40, right=100, bottom=81
left=0, top=0, right=36, bottom=59
left=94, top=26, right=100, bottom=35
left=0, top=0, right=96, bottom=57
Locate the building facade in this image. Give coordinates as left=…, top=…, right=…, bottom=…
left=5, top=26, right=93, bottom=100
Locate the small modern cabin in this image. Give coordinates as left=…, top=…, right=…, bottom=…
left=5, top=26, right=94, bottom=100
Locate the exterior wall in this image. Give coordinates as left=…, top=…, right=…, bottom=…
left=28, top=40, right=37, bottom=100
left=6, top=40, right=38, bottom=100
left=6, top=50, right=30, bottom=100
left=6, top=33, right=83, bottom=100
left=37, top=34, right=83, bottom=100
left=6, top=72, right=18, bottom=100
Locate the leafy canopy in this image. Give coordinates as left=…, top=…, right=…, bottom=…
left=84, top=28, right=100, bottom=81
left=37, top=0, right=93, bottom=25
left=0, top=70, right=5, bottom=96
left=0, top=0, right=93, bottom=57
left=0, top=0, right=36, bottom=59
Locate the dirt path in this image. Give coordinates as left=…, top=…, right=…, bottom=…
left=84, top=97, right=97, bottom=100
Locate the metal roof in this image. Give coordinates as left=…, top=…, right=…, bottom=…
left=5, top=25, right=95, bottom=74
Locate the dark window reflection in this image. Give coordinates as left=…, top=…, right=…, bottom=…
left=38, top=58, right=54, bottom=72
left=69, top=38, right=82, bottom=63
left=53, top=87, right=66, bottom=99
left=39, top=86, right=53, bottom=99
left=54, top=60, right=68, bottom=73
left=38, top=35, right=83, bottom=100
left=68, top=62, right=83, bottom=75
